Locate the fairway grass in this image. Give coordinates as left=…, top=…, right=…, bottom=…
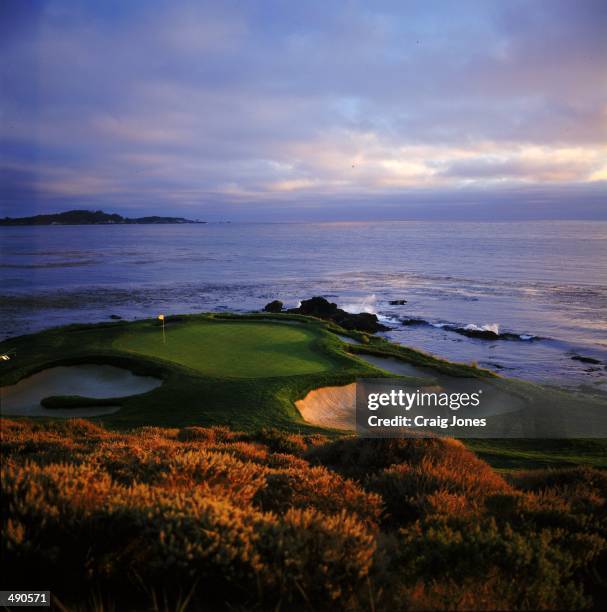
left=113, top=321, right=338, bottom=377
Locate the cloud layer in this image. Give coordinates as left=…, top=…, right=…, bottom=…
left=1, top=0, right=606, bottom=219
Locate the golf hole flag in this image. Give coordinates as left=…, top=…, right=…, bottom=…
left=158, top=314, right=166, bottom=343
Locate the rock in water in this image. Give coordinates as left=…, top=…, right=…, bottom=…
left=263, top=300, right=284, bottom=313
left=288, top=296, right=390, bottom=333
left=401, top=318, right=428, bottom=326
left=332, top=311, right=389, bottom=333
left=571, top=354, right=602, bottom=365
left=296, top=296, right=339, bottom=317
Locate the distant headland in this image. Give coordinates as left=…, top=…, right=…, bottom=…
left=0, top=209, right=205, bottom=226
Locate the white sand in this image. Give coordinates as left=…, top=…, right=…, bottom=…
left=296, top=383, right=356, bottom=430
left=0, top=364, right=162, bottom=417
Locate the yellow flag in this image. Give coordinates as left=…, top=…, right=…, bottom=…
left=158, top=314, right=165, bottom=321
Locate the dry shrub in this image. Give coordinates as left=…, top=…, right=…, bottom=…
left=177, top=425, right=240, bottom=443
left=251, top=427, right=308, bottom=455
left=423, top=491, right=472, bottom=517
left=367, top=452, right=511, bottom=524
left=257, top=508, right=376, bottom=603
left=395, top=574, right=580, bottom=611
left=302, top=433, right=330, bottom=448
left=91, top=446, right=269, bottom=506
left=254, top=464, right=383, bottom=526
left=310, top=434, right=510, bottom=525
left=39, top=417, right=108, bottom=438
left=153, top=450, right=268, bottom=505
left=206, top=440, right=271, bottom=465
left=389, top=518, right=604, bottom=611
left=136, top=425, right=180, bottom=440
left=0, top=418, right=31, bottom=436
left=307, top=434, right=471, bottom=478
left=3, top=460, right=265, bottom=593
left=265, top=452, right=310, bottom=470
left=510, top=466, right=607, bottom=492
left=2, top=456, right=374, bottom=608
left=481, top=467, right=607, bottom=544
left=2, top=418, right=606, bottom=610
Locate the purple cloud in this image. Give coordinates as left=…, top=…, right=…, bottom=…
left=0, top=0, right=605, bottom=220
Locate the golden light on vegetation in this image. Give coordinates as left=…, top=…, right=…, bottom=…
left=2, top=418, right=606, bottom=610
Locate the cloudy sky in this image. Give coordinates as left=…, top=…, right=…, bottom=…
left=1, top=0, right=606, bottom=220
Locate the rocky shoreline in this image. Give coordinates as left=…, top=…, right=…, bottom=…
left=263, top=296, right=390, bottom=333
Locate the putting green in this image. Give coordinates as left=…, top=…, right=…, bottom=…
left=113, top=321, right=337, bottom=378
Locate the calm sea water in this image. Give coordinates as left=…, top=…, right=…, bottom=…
left=1, top=221, right=606, bottom=390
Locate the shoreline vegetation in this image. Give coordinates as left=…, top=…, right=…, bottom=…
left=1, top=304, right=607, bottom=609
left=0, top=209, right=204, bottom=225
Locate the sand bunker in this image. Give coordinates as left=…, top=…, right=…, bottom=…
left=296, top=383, right=356, bottom=430
left=297, top=352, right=526, bottom=430
left=0, top=364, right=162, bottom=417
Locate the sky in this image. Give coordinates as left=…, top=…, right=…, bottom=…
left=1, top=0, right=606, bottom=221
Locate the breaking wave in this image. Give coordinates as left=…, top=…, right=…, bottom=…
left=464, top=323, right=500, bottom=335
left=401, top=318, right=538, bottom=341
left=340, top=294, right=377, bottom=314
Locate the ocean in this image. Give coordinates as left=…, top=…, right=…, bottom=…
left=1, top=220, right=606, bottom=390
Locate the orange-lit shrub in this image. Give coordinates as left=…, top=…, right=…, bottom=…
left=390, top=517, right=604, bottom=610
left=254, top=464, right=383, bottom=525
left=1, top=418, right=606, bottom=610
left=367, top=453, right=511, bottom=524
left=307, top=434, right=474, bottom=477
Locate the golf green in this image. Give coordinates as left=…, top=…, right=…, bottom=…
left=113, top=321, right=338, bottom=378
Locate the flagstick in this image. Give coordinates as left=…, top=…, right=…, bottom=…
left=162, top=318, right=166, bottom=344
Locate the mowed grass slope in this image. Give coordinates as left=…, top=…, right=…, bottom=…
left=113, top=321, right=338, bottom=377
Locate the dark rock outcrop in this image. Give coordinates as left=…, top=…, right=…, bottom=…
left=288, top=296, right=389, bottom=333
left=444, top=325, right=500, bottom=340
left=334, top=311, right=389, bottom=333
left=401, top=318, right=428, bottom=326
left=295, top=296, right=339, bottom=317
left=400, top=317, right=537, bottom=341
left=389, top=299, right=407, bottom=305
left=263, top=300, right=284, bottom=313
left=571, top=355, right=602, bottom=365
